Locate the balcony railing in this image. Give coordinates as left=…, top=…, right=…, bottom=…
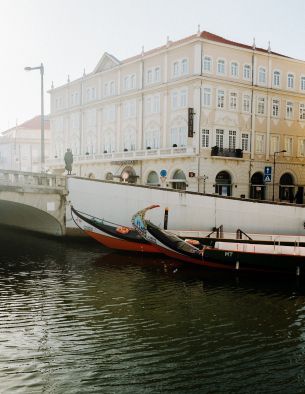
left=48, top=146, right=196, bottom=166
left=211, top=146, right=243, bottom=158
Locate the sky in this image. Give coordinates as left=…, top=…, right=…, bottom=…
left=0, top=0, right=305, bottom=132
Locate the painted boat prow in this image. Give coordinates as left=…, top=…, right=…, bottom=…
left=71, top=206, right=159, bottom=253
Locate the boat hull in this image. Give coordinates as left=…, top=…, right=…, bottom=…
left=132, top=207, right=305, bottom=276
left=71, top=207, right=159, bottom=253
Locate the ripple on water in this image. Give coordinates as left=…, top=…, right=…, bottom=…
left=0, top=231, right=305, bottom=393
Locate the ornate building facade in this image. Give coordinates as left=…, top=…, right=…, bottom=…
left=48, top=30, right=305, bottom=202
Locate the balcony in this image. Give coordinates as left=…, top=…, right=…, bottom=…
left=211, top=146, right=243, bottom=158
left=47, top=146, right=196, bottom=167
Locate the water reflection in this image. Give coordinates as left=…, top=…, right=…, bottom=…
left=0, top=227, right=305, bottom=393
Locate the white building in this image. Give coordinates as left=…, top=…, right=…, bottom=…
left=0, top=115, right=50, bottom=172
left=48, top=30, right=305, bottom=202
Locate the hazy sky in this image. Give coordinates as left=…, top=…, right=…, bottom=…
left=0, top=0, right=304, bottom=132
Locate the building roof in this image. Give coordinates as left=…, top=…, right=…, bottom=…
left=123, top=30, right=288, bottom=64
left=2, top=115, right=50, bottom=135
left=200, top=31, right=288, bottom=58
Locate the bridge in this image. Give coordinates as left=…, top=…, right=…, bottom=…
left=0, top=169, right=68, bottom=236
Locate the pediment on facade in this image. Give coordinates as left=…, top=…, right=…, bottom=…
left=272, top=118, right=280, bottom=126
left=242, top=114, right=251, bottom=124
left=256, top=116, right=264, bottom=125
left=299, top=122, right=305, bottom=129
left=202, top=109, right=211, bottom=120
left=93, top=52, right=121, bottom=73
left=144, top=120, right=160, bottom=130
left=170, top=114, right=187, bottom=126
left=215, top=112, right=238, bottom=127
left=285, top=120, right=293, bottom=128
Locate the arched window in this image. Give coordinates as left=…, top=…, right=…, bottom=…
left=215, top=171, right=232, bottom=196
left=181, top=59, right=189, bottom=75
left=258, top=67, right=266, bottom=84
left=103, top=130, right=115, bottom=153
left=279, top=173, right=295, bottom=202
left=171, top=169, right=187, bottom=190
left=273, top=71, right=281, bottom=87
left=287, top=73, right=294, bottom=89
left=145, top=128, right=160, bottom=149
left=250, top=172, right=265, bottom=200
left=85, top=130, right=97, bottom=154
left=146, top=171, right=159, bottom=186
left=123, top=128, right=136, bottom=151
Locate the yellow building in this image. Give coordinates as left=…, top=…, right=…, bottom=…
left=48, top=30, right=305, bottom=202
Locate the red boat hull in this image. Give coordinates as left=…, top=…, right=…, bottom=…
left=85, top=230, right=160, bottom=253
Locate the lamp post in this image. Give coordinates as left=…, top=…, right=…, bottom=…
left=24, top=63, right=45, bottom=172
left=272, top=150, right=286, bottom=201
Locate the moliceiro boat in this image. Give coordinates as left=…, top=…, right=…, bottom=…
left=71, top=206, right=159, bottom=253
left=132, top=206, right=305, bottom=276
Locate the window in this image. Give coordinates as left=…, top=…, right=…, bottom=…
left=287, top=74, right=294, bottom=89
left=201, top=129, right=210, bottom=148
left=124, top=76, right=129, bottom=90
left=242, top=133, right=249, bottom=151
left=273, top=71, right=280, bottom=87
left=229, top=130, right=237, bottom=149
left=172, top=91, right=178, bottom=109
left=146, top=97, right=152, bottom=114
left=130, top=74, right=136, bottom=89
left=147, top=70, right=153, bottom=84
left=180, top=89, right=187, bottom=107
left=173, top=62, right=179, bottom=77
left=203, top=87, right=211, bottom=107
left=172, top=89, right=188, bottom=109
left=153, top=95, right=160, bottom=113
left=272, top=98, right=280, bottom=117
left=203, top=56, right=212, bottom=72
left=109, top=81, right=115, bottom=96
left=123, top=100, right=136, bottom=119
left=229, top=92, right=237, bottom=110
left=217, top=59, right=225, bottom=75
left=123, top=128, right=136, bottom=151
left=300, top=103, right=305, bottom=120
left=154, top=67, right=161, bottom=82
left=216, top=129, right=224, bottom=148
left=270, top=135, right=280, bottom=154
left=145, top=129, right=160, bottom=149
left=257, top=97, right=265, bottom=115
left=231, top=62, right=238, bottom=77
left=104, top=105, right=116, bottom=122
left=299, top=139, right=305, bottom=156
left=286, top=101, right=293, bottom=119
left=243, top=65, right=251, bottom=80
left=258, top=67, right=266, bottom=84
left=104, top=131, right=115, bottom=153
left=104, top=82, right=109, bottom=97
left=217, top=89, right=225, bottom=108
left=256, top=134, right=265, bottom=153
left=181, top=59, right=189, bottom=75
left=170, top=127, right=187, bottom=147
left=285, top=137, right=293, bottom=155
left=243, top=94, right=251, bottom=113
left=301, top=77, right=305, bottom=91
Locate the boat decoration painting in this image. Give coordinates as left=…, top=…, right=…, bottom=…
left=71, top=206, right=159, bottom=253
left=132, top=205, right=305, bottom=276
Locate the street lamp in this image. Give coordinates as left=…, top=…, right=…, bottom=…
left=24, top=63, right=45, bottom=172
left=272, top=150, right=286, bottom=201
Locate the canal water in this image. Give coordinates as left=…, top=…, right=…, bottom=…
left=1, top=227, right=305, bottom=393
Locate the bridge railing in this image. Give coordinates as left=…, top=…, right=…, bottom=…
left=0, top=169, right=67, bottom=191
